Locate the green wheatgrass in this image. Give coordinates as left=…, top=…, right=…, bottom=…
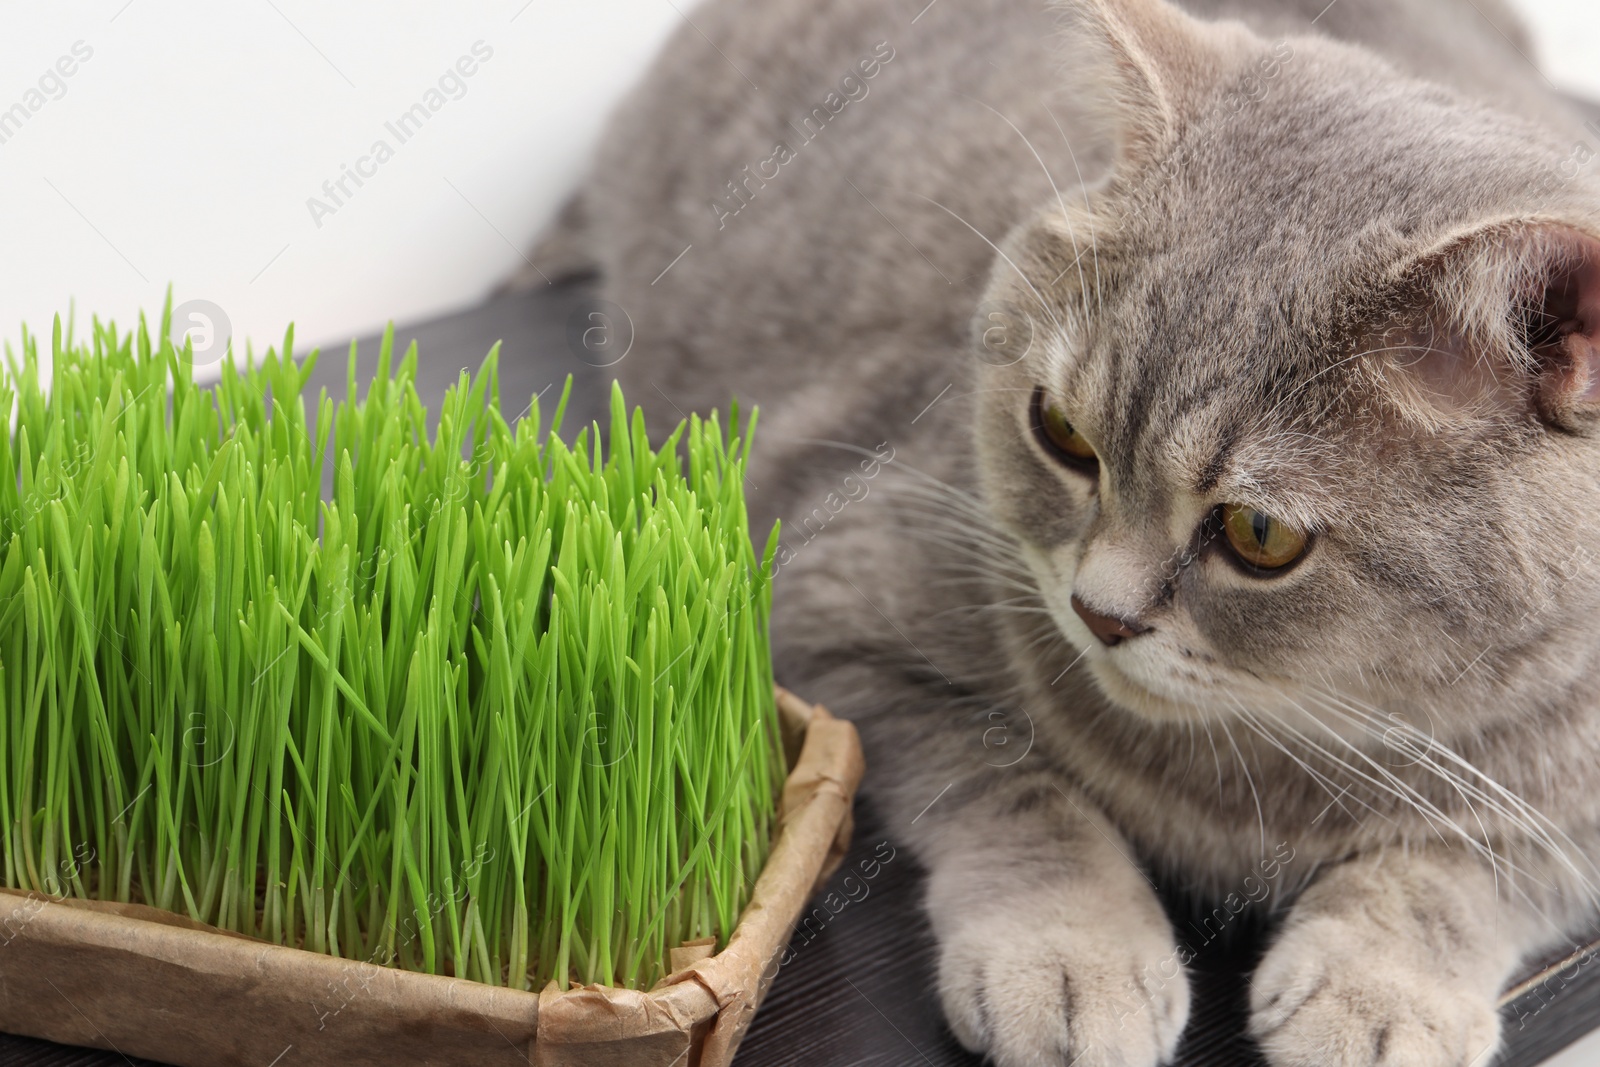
left=0, top=302, right=785, bottom=991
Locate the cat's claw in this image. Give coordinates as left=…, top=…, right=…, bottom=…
left=935, top=901, right=1189, bottom=1067
left=1249, top=913, right=1502, bottom=1067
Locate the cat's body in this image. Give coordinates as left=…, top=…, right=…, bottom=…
left=566, top=1, right=1600, bottom=1063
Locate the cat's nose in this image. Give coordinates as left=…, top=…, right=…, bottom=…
left=1070, top=594, right=1150, bottom=647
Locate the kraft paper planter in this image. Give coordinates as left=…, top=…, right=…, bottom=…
left=0, top=688, right=863, bottom=1067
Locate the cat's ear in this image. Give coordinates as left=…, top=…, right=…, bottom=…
left=1527, top=234, right=1600, bottom=429
left=1381, top=223, right=1600, bottom=432
left=1055, top=0, right=1250, bottom=171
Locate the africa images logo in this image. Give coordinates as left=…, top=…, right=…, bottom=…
left=0, top=40, right=94, bottom=147
left=708, top=41, right=896, bottom=231
left=305, top=41, right=495, bottom=228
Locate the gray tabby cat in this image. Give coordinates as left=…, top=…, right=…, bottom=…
left=555, top=0, right=1600, bottom=1063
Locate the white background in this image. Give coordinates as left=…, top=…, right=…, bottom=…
left=0, top=0, right=1594, bottom=373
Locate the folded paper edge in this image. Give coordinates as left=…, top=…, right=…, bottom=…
left=531, top=688, right=865, bottom=1066
left=0, top=886, right=541, bottom=1066
left=678, top=689, right=865, bottom=1066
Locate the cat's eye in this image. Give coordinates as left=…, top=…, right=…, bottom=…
left=1219, top=504, right=1308, bottom=572
left=1030, top=387, right=1097, bottom=471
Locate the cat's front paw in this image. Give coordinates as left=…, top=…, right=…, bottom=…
left=935, top=893, right=1189, bottom=1067
left=1249, top=913, right=1501, bottom=1067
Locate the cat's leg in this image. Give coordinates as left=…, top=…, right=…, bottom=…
left=1249, top=848, right=1562, bottom=1067
left=771, top=487, right=1187, bottom=1064
left=918, top=771, right=1190, bottom=1067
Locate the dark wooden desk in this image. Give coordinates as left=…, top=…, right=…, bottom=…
left=1, top=284, right=1595, bottom=1067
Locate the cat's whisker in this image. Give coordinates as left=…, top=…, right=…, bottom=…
left=1254, top=691, right=1470, bottom=849
left=924, top=565, right=1036, bottom=588
left=1023, top=627, right=1073, bottom=656
left=1181, top=717, right=1201, bottom=784
left=1201, top=716, right=1226, bottom=806
left=1241, top=704, right=1432, bottom=840
left=922, top=567, right=1038, bottom=598
left=1226, top=699, right=1388, bottom=828
left=896, top=507, right=1024, bottom=541
left=1044, top=640, right=1093, bottom=685
left=780, top=436, right=900, bottom=462
left=890, top=496, right=1019, bottom=534
left=970, top=592, right=1048, bottom=608
left=1220, top=715, right=1268, bottom=858
left=935, top=591, right=1047, bottom=613
left=886, top=480, right=1002, bottom=512
left=888, top=499, right=1010, bottom=539
left=887, top=489, right=1021, bottom=532
left=1293, top=690, right=1580, bottom=910
left=901, top=525, right=1030, bottom=567
left=897, top=521, right=1031, bottom=568
left=1279, top=340, right=1455, bottom=416
left=1039, top=97, right=1104, bottom=320
left=938, top=604, right=1055, bottom=622
left=770, top=440, right=1031, bottom=562
left=885, top=487, right=1031, bottom=557
left=959, top=92, right=1096, bottom=331
left=1307, top=687, right=1600, bottom=903
left=1306, top=687, right=1572, bottom=857
left=916, top=193, right=1072, bottom=340
left=1284, top=704, right=1508, bottom=860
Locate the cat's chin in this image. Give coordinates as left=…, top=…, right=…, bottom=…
left=1083, top=655, right=1222, bottom=724
left=1086, top=654, right=1351, bottom=737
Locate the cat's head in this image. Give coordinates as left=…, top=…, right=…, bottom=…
left=973, top=0, right=1600, bottom=740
